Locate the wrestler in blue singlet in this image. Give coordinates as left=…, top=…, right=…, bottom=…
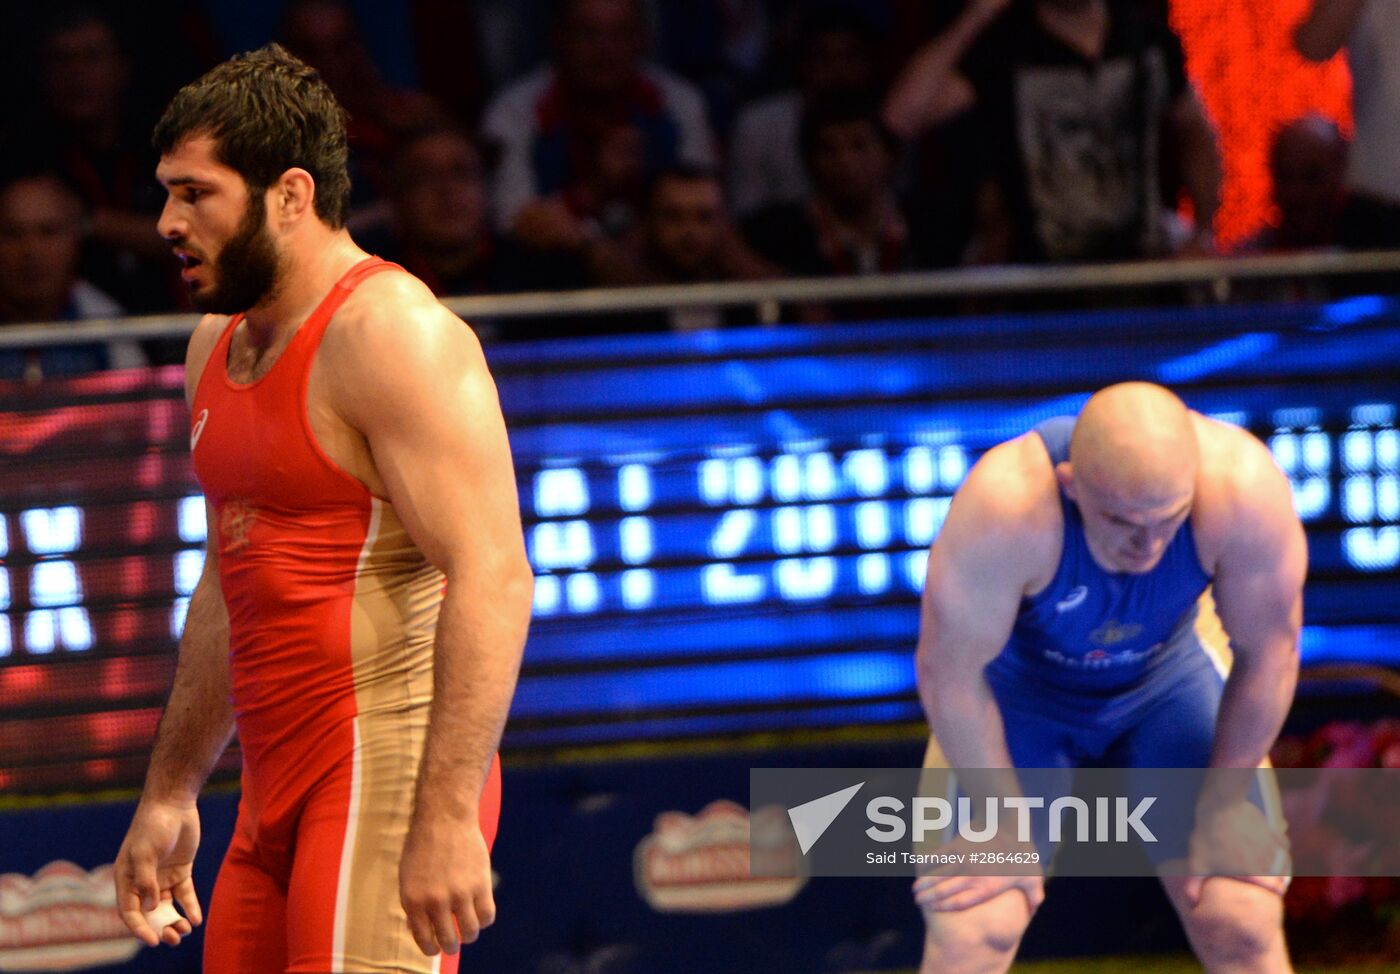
left=984, top=416, right=1228, bottom=772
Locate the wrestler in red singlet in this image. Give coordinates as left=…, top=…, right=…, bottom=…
left=191, top=257, right=501, bottom=973
left=116, top=44, right=529, bottom=974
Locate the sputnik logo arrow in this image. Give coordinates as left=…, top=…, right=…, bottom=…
left=787, top=781, right=865, bottom=855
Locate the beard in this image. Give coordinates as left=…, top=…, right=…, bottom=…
left=189, top=191, right=284, bottom=314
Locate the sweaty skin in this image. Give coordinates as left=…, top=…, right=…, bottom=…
left=913, top=383, right=1304, bottom=974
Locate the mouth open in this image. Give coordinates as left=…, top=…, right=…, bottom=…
left=176, top=252, right=205, bottom=283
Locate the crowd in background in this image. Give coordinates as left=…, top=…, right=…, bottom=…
left=0, top=0, right=1393, bottom=375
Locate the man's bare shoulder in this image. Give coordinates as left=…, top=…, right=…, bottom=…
left=1192, top=414, right=1299, bottom=560
left=184, top=314, right=234, bottom=405
left=322, top=268, right=484, bottom=380
left=942, top=433, right=1062, bottom=561
left=958, top=433, right=1060, bottom=523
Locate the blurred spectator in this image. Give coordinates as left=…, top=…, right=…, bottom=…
left=1239, top=115, right=1348, bottom=253
left=744, top=95, right=959, bottom=278
left=651, top=0, right=774, bottom=138
left=1296, top=0, right=1400, bottom=251
left=0, top=172, right=144, bottom=381
left=1232, top=116, right=1349, bottom=304
left=593, top=166, right=776, bottom=331
left=481, top=0, right=719, bottom=243
left=280, top=0, right=448, bottom=227
left=361, top=125, right=588, bottom=299
left=883, top=0, right=1222, bottom=264
left=18, top=8, right=175, bottom=315
left=636, top=167, right=774, bottom=285
left=729, top=3, right=881, bottom=217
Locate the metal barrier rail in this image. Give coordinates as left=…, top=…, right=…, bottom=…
left=3, top=248, right=1399, bottom=349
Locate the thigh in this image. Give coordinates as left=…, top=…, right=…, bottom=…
left=283, top=731, right=502, bottom=972
left=204, top=823, right=290, bottom=974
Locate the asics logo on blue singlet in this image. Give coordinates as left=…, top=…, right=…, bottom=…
left=1054, top=586, right=1088, bottom=612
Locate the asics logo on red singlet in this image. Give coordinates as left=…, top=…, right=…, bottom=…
left=190, top=409, right=209, bottom=450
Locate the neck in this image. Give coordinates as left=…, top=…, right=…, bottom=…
left=1037, top=0, right=1108, bottom=57
left=241, top=228, right=365, bottom=346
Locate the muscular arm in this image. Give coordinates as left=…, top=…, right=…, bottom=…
left=882, top=0, right=1007, bottom=140
left=1294, top=0, right=1368, bottom=62
left=144, top=316, right=237, bottom=800
left=344, top=300, right=530, bottom=824
left=115, top=316, right=233, bottom=946
left=335, top=284, right=531, bottom=953
left=916, top=443, right=1045, bottom=771
left=912, top=441, right=1052, bottom=913
left=1208, top=446, right=1306, bottom=771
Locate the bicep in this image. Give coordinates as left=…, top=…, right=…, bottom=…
left=918, top=543, right=1021, bottom=678
left=916, top=488, right=1029, bottom=682
left=358, top=321, right=524, bottom=575
left=1212, top=488, right=1307, bottom=657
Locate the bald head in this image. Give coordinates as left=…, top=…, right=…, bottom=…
left=1070, top=383, right=1198, bottom=505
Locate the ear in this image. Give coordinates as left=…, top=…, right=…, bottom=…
left=1055, top=461, right=1077, bottom=501
left=274, top=168, right=317, bottom=224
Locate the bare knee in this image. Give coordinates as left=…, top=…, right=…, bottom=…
left=920, top=892, right=1031, bottom=974
left=1180, top=882, right=1289, bottom=973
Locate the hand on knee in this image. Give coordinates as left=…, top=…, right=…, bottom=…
left=1183, top=881, right=1286, bottom=971
left=918, top=886, right=1033, bottom=960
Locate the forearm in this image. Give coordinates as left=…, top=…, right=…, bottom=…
left=143, top=573, right=234, bottom=805
left=1210, top=638, right=1300, bottom=770
left=1295, top=0, right=1367, bottom=61
left=412, top=567, right=531, bottom=821
left=883, top=4, right=995, bottom=138
left=917, top=643, right=1015, bottom=770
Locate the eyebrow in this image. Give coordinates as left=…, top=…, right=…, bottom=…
left=159, top=176, right=212, bottom=189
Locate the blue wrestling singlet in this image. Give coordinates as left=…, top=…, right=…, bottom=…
left=983, top=416, right=1228, bottom=771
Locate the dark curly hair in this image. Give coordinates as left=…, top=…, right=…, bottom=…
left=152, top=43, right=351, bottom=228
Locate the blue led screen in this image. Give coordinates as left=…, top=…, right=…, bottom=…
left=1, top=299, right=1398, bottom=791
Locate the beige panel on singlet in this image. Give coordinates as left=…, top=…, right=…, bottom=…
left=335, top=499, right=446, bottom=973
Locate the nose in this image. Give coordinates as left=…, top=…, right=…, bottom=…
left=157, top=197, right=185, bottom=242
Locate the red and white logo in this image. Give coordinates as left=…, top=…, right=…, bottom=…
left=0, top=862, right=141, bottom=972
left=634, top=800, right=807, bottom=914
